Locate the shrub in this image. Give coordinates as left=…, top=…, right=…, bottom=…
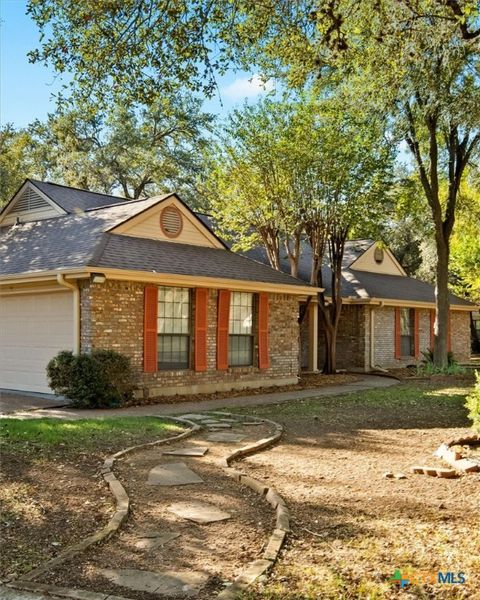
left=465, top=371, right=480, bottom=433
left=418, top=349, right=466, bottom=375
left=47, top=349, right=135, bottom=408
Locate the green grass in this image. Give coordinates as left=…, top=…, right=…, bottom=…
left=225, top=381, right=473, bottom=424
left=0, top=416, right=182, bottom=456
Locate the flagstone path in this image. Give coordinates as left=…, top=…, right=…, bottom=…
left=6, top=412, right=283, bottom=600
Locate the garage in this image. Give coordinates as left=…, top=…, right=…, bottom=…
left=0, top=291, right=74, bottom=394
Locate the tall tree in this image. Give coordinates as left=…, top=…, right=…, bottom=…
left=29, top=0, right=480, bottom=366
left=207, top=95, right=393, bottom=372
left=1, top=97, right=212, bottom=206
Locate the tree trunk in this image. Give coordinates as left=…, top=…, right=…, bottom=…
left=322, top=317, right=337, bottom=374
left=433, top=233, right=450, bottom=367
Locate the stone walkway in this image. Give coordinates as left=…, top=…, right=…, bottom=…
left=1, top=375, right=398, bottom=419
left=5, top=412, right=285, bottom=599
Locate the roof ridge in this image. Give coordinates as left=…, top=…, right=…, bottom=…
left=83, top=196, right=155, bottom=213
left=30, top=179, right=127, bottom=200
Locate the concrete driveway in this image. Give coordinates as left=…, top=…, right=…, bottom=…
left=0, top=390, right=68, bottom=415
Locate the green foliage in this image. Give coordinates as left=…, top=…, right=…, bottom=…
left=205, top=93, right=393, bottom=277
left=46, top=349, right=135, bottom=408
left=418, top=349, right=466, bottom=376
left=465, top=371, right=480, bottom=433
left=0, top=125, right=38, bottom=206
left=1, top=96, right=212, bottom=207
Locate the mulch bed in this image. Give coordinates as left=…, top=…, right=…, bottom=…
left=129, top=373, right=362, bottom=406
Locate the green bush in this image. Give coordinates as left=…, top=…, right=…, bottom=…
left=465, top=371, right=480, bottom=433
left=418, top=349, right=466, bottom=375
left=47, top=349, right=135, bottom=408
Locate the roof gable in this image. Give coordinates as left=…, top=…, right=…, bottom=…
left=0, top=181, right=66, bottom=225
left=30, top=180, right=129, bottom=213
left=109, top=195, right=226, bottom=249
left=349, top=242, right=406, bottom=276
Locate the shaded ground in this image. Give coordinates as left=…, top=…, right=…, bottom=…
left=39, top=421, right=275, bottom=600
left=0, top=418, right=182, bottom=579
left=227, top=378, right=480, bottom=599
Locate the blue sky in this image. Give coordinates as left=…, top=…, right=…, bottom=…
left=0, top=0, right=273, bottom=128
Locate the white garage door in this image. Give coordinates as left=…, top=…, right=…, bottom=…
left=0, top=291, right=74, bottom=393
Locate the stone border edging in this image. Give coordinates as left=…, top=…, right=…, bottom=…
left=5, top=579, right=131, bottom=600
left=12, top=416, right=200, bottom=586
left=212, top=411, right=290, bottom=600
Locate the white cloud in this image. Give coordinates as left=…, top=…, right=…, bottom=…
left=222, top=74, right=274, bottom=100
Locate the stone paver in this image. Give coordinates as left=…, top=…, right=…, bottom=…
left=207, top=432, right=246, bottom=443
left=168, top=501, right=231, bottom=524
left=99, top=568, right=208, bottom=596
left=134, top=532, right=180, bottom=551
left=207, top=423, right=232, bottom=429
left=0, top=587, right=50, bottom=600
left=162, top=447, right=209, bottom=457
left=147, top=462, right=203, bottom=486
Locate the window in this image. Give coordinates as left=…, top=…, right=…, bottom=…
left=158, top=286, right=190, bottom=369
left=400, top=308, right=415, bottom=356
left=229, top=292, right=254, bottom=367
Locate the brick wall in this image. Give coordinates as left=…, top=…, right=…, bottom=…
left=372, top=306, right=471, bottom=368
left=317, top=304, right=368, bottom=370
left=450, top=311, right=471, bottom=362
left=80, top=279, right=300, bottom=397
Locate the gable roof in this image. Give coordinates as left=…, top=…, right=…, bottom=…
left=0, top=184, right=313, bottom=291
left=29, top=180, right=130, bottom=213
left=241, top=239, right=474, bottom=308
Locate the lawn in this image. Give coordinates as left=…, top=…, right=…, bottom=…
left=0, top=417, right=182, bottom=579
left=228, top=378, right=478, bottom=599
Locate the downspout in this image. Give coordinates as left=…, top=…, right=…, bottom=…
left=57, top=274, right=80, bottom=353
left=370, top=301, right=388, bottom=373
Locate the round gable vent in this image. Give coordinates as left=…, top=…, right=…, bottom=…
left=374, top=246, right=384, bottom=264
left=160, top=205, right=183, bottom=238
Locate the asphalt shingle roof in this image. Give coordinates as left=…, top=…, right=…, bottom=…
left=30, top=180, right=130, bottom=213
left=241, top=240, right=473, bottom=307
left=0, top=191, right=310, bottom=288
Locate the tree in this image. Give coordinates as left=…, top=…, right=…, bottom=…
left=0, top=126, right=36, bottom=206
left=207, top=94, right=393, bottom=372
left=1, top=97, right=212, bottom=206
left=29, top=0, right=480, bottom=366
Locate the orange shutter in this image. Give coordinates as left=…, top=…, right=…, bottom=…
left=430, top=309, right=435, bottom=350
left=258, top=293, right=270, bottom=369
left=144, top=286, right=158, bottom=373
left=413, top=309, right=420, bottom=358
left=217, top=290, right=231, bottom=370
left=194, top=288, right=208, bottom=372
left=394, top=307, right=401, bottom=359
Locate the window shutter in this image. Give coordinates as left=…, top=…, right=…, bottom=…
left=144, top=286, right=158, bottom=372
left=414, top=309, right=420, bottom=358
left=258, top=293, right=270, bottom=369
left=217, top=290, right=231, bottom=370
left=394, top=307, right=401, bottom=359
left=194, top=288, right=208, bottom=372
left=430, top=309, right=435, bottom=350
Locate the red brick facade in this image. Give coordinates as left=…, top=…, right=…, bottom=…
left=79, top=279, right=300, bottom=398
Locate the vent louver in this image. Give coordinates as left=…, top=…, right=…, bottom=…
left=13, top=188, right=49, bottom=213
left=160, top=205, right=183, bottom=238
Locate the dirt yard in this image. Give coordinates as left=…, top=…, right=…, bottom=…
left=1, top=377, right=478, bottom=599
left=231, top=377, right=479, bottom=599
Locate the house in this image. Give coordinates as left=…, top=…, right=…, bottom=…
left=0, top=180, right=320, bottom=396
left=243, top=240, right=475, bottom=371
